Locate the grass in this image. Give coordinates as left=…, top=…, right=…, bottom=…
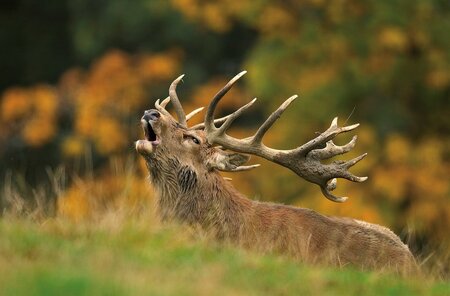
left=0, top=212, right=449, bottom=296
left=0, top=166, right=448, bottom=295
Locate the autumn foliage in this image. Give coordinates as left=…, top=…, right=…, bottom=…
left=0, top=0, right=448, bottom=254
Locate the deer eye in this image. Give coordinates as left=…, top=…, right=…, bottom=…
left=183, top=134, right=200, bottom=145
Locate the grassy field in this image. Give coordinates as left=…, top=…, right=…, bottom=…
left=0, top=211, right=448, bottom=296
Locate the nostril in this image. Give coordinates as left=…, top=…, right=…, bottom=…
left=143, top=109, right=160, bottom=121
left=150, top=110, right=160, bottom=118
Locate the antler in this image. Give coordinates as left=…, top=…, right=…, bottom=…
left=169, top=74, right=187, bottom=126
left=161, top=76, right=232, bottom=127
left=204, top=71, right=368, bottom=202
left=155, top=96, right=206, bottom=123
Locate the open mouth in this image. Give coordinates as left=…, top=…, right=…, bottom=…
left=141, top=119, right=160, bottom=145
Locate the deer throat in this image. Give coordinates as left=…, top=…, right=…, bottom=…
left=150, top=165, right=248, bottom=232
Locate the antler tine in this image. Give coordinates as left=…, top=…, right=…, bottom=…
left=252, top=95, right=298, bottom=144
left=321, top=181, right=348, bottom=203
left=204, top=70, right=247, bottom=133
left=190, top=114, right=232, bottom=130
left=216, top=98, right=257, bottom=134
left=203, top=72, right=368, bottom=202
left=232, top=164, right=261, bottom=171
left=155, top=97, right=172, bottom=117
left=342, top=153, right=368, bottom=171
left=160, top=96, right=171, bottom=108
left=320, top=152, right=369, bottom=203
left=308, top=136, right=357, bottom=160
left=292, top=117, right=360, bottom=156
left=169, top=74, right=187, bottom=126
left=217, top=164, right=261, bottom=172
left=186, top=107, right=204, bottom=122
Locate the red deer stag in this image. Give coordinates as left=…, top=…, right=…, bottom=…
left=135, top=71, right=416, bottom=272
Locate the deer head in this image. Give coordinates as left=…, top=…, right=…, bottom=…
left=136, top=71, right=367, bottom=202
left=135, top=94, right=256, bottom=178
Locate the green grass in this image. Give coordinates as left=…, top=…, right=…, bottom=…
left=0, top=216, right=448, bottom=296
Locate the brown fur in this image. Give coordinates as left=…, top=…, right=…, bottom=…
left=137, top=110, right=417, bottom=273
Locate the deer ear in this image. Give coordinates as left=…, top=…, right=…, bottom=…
left=207, top=150, right=250, bottom=171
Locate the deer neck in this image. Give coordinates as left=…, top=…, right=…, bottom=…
left=147, top=157, right=252, bottom=234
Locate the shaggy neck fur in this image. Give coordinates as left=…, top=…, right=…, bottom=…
left=146, top=155, right=251, bottom=238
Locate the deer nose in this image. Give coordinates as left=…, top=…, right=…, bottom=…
left=143, top=109, right=160, bottom=121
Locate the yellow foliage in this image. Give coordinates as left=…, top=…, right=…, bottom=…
left=94, top=117, right=128, bottom=155
left=413, top=166, right=448, bottom=200
left=416, top=138, right=445, bottom=166
left=258, top=5, right=296, bottom=36
left=366, top=52, right=394, bottom=75
left=326, top=0, right=346, bottom=24
left=74, top=104, right=96, bottom=137
left=58, top=185, right=91, bottom=221
left=410, top=29, right=429, bottom=49
left=328, top=36, right=350, bottom=60
left=0, top=88, right=31, bottom=122
left=408, top=199, right=450, bottom=241
left=225, top=0, right=253, bottom=17
left=59, top=68, right=84, bottom=93
left=297, top=66, right=337, bottom=93
left=373, top=135, right=449, bottom=201
left=32, top=85, right=58, bottom=116
left=427, top=49, right=446, bottom=66
left=0, top=84, right=58, bottom=147
left=385, top=134, right=411, bottom=164
left=192, top=78, right=247, bottom=108
left=423, top=49, right=446, bottom=91
left=80, top=51, right=145, bottom=113
left=90, top=50, right=131, bottom=83
left=299, top=187, right=382, bottom=225
left=367, top=133, right=449, bottom=244
left=378, top=27, right=408, bottom=52
left=138, top=52, right=181, bottom=81
left=171, top=0, right=199, bottom=20
left=372, top=166, right=409, bottom=202
left=171, top=0, right=231, bottom=32
left=21, top=116, right=57, bottom=147
left=309, top=0, right=325, bottom=6
left=426, top=69, right=449, bottom=90
left=58, top=165, right=155, bottom=221
left=202, top=3, right=231, bottom=32
left=61, top=135, right=85, bottom=158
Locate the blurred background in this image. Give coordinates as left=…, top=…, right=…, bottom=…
left=0, top=0, right=448, bottom=256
